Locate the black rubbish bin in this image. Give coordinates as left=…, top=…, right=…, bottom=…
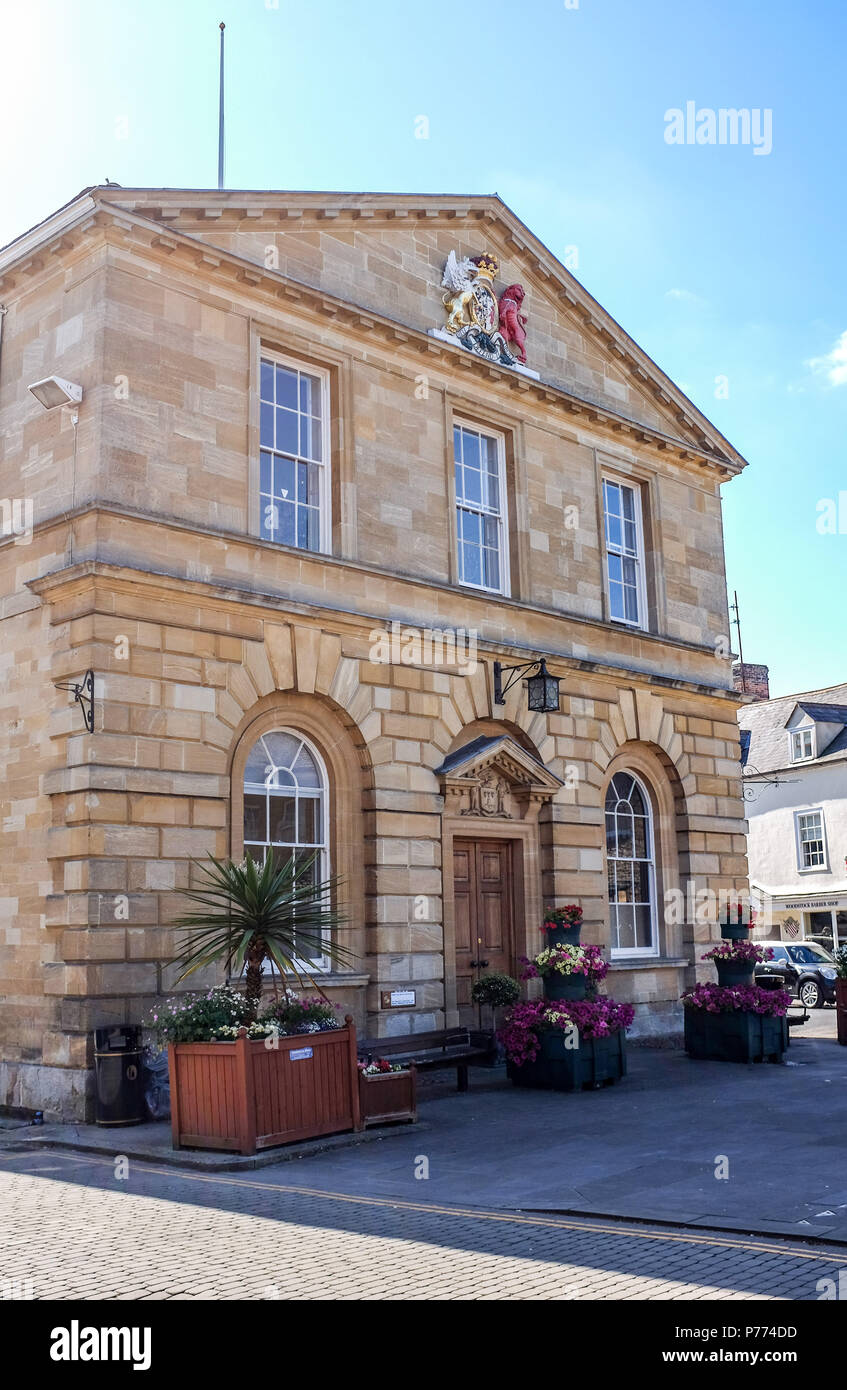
left=93, top=1025, right=145, bottom=1126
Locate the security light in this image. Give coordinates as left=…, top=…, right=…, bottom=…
left=27, top=375, right=83, bottom=410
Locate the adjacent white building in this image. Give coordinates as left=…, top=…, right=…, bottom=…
left=739, top=683, right=847, bottom=949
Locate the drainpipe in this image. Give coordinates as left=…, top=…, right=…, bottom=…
left=0, top=304, right=6, bottom=388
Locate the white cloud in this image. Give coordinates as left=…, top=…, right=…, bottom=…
left=665, top=288, right=706, bottom=307
left=807, top=330, right=847, bottom=386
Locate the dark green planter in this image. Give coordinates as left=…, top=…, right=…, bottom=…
left=543, top=973, right=587, bottom=1001
left=543, top=923, right=582, bottom=947
left=720, top=923, right=750, bottom=941
left=714, top=959, right=755, bottom=988
left=684, top=1008, right=788, bottom=1063
left=508, top=1029, right=627, bottom=1091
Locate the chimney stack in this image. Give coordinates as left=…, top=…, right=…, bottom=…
left=733, top=662, right=770, bottom=701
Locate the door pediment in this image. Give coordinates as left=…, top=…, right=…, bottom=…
left=436, top=734, right=563, bottom=821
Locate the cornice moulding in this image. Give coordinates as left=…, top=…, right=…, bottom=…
left=0, top=194, right=97, bottom=274
left=24, top=532, right=741, bottom=705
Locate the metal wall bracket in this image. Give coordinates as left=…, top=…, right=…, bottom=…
left=56, top=668, right=95, bottom=732
left=493, top=659, right=540, bottom=705
left=493, top=658, right=560, bottom=712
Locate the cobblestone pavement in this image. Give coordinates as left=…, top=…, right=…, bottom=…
left=1, top=1148, right=845, bottom=1301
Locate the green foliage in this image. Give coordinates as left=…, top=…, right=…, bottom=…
left=170, top=852, right=353, bottom=1008
left=146, top=985, right=255, bottom=1046
left=832, top=946, right=847, bottom=980
left=146, top=986, right=345, bottom=1046
left=471, top=972, right=520, bottom=1008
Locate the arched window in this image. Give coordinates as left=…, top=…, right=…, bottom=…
left=242, top=729, right=328, bottom=894
left=605, top=770, right=658, bottom=956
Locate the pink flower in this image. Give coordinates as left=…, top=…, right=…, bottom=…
left=498, top=996, right=634, bottom=1065
left=521, top=942, right=609, bottom=981
left=682, top=982, right=790, bottom=1017
left=702, top=941, right=772, bottom=962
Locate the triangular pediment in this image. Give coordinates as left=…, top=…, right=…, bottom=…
left=117, top=189, right=734, bottom=459
left=436, top=735, right=563, bottom=793
left=0, top=185, right=745, bottom=470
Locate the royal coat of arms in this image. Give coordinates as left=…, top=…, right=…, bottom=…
left=439, top=250, right=529, bottom=367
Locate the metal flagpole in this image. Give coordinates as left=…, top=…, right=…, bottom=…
left=730, top=588, right=746, bottom=691
left=218, top=22, right=226, bottom=190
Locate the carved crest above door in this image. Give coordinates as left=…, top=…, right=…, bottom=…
left=435, top=734, right=563, bottom=823
left=464, top=769, right=511, bottom=818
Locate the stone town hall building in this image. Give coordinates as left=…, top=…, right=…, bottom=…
left=0, top=186, right=750, bottom=1119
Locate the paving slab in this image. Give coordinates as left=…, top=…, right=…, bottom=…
left=236, top=1023, right=847, bottom=1245
left=2, top=1016, right=844, bottom=1244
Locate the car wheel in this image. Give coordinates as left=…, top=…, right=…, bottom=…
left=799, top=979, right=823, bottom=1009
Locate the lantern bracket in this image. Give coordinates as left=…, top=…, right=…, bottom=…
left=493, top=658, right=540, bottom=704
left=56, top=668, right=95, bottom=732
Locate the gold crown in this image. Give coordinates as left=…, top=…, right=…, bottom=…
left=474, top=252, right=499, bottom=279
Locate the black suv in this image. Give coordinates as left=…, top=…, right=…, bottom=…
left=755, top=941, right=838, bottom=1008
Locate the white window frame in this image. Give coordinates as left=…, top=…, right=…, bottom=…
left=795, top=808, right=828, bottom=873
left=602, top=474, right=648, bottom=629
left=258, top=351, right=331, bottom=554
left=789, top=728, right=815, bottom=763
left=453, top=420, right=510, bottom=596
left=605, top=769, right=659, bottom=959
left=242, top=727, right=331, bottom=970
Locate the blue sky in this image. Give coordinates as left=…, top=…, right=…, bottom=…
left=2, top=0, right=845, bottom=698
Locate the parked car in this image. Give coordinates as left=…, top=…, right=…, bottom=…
left=755, top=941, right=839, bottom=1008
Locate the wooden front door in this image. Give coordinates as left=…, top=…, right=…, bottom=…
left=453, top=838, right=515, bottom=1020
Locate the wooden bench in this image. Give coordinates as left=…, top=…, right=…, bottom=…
left=358, top=1027, right=495, bottom=1092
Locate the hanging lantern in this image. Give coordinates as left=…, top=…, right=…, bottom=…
left=494, top=657, right=560, bottom=712
left=525, top=659, right=560, bottom=713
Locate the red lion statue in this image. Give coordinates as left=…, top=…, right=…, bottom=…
left=498, top=284, right=528, bottom=362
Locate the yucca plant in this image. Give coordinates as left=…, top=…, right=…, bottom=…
left=170, top=852, right=352, bottom=1012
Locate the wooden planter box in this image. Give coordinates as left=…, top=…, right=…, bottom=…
left=358, top=1064, right=417, bottom=1127
left=168, top=1018, right=362, bottom=1155
left=684, top=1008, right=788, bottom=1063
left=507, top=1029, right=627, bottom=1092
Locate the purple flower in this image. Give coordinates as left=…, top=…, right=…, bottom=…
left=682, top=982, right=790, bottom=1017
left=520, top=943, right=609, bottom=982
left=702, top=941, right=772, bottom=963
left=497, top=995, right=634, bottom=1065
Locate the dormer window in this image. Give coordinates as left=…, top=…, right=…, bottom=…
left=790, top=728, right=815, bottom=762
